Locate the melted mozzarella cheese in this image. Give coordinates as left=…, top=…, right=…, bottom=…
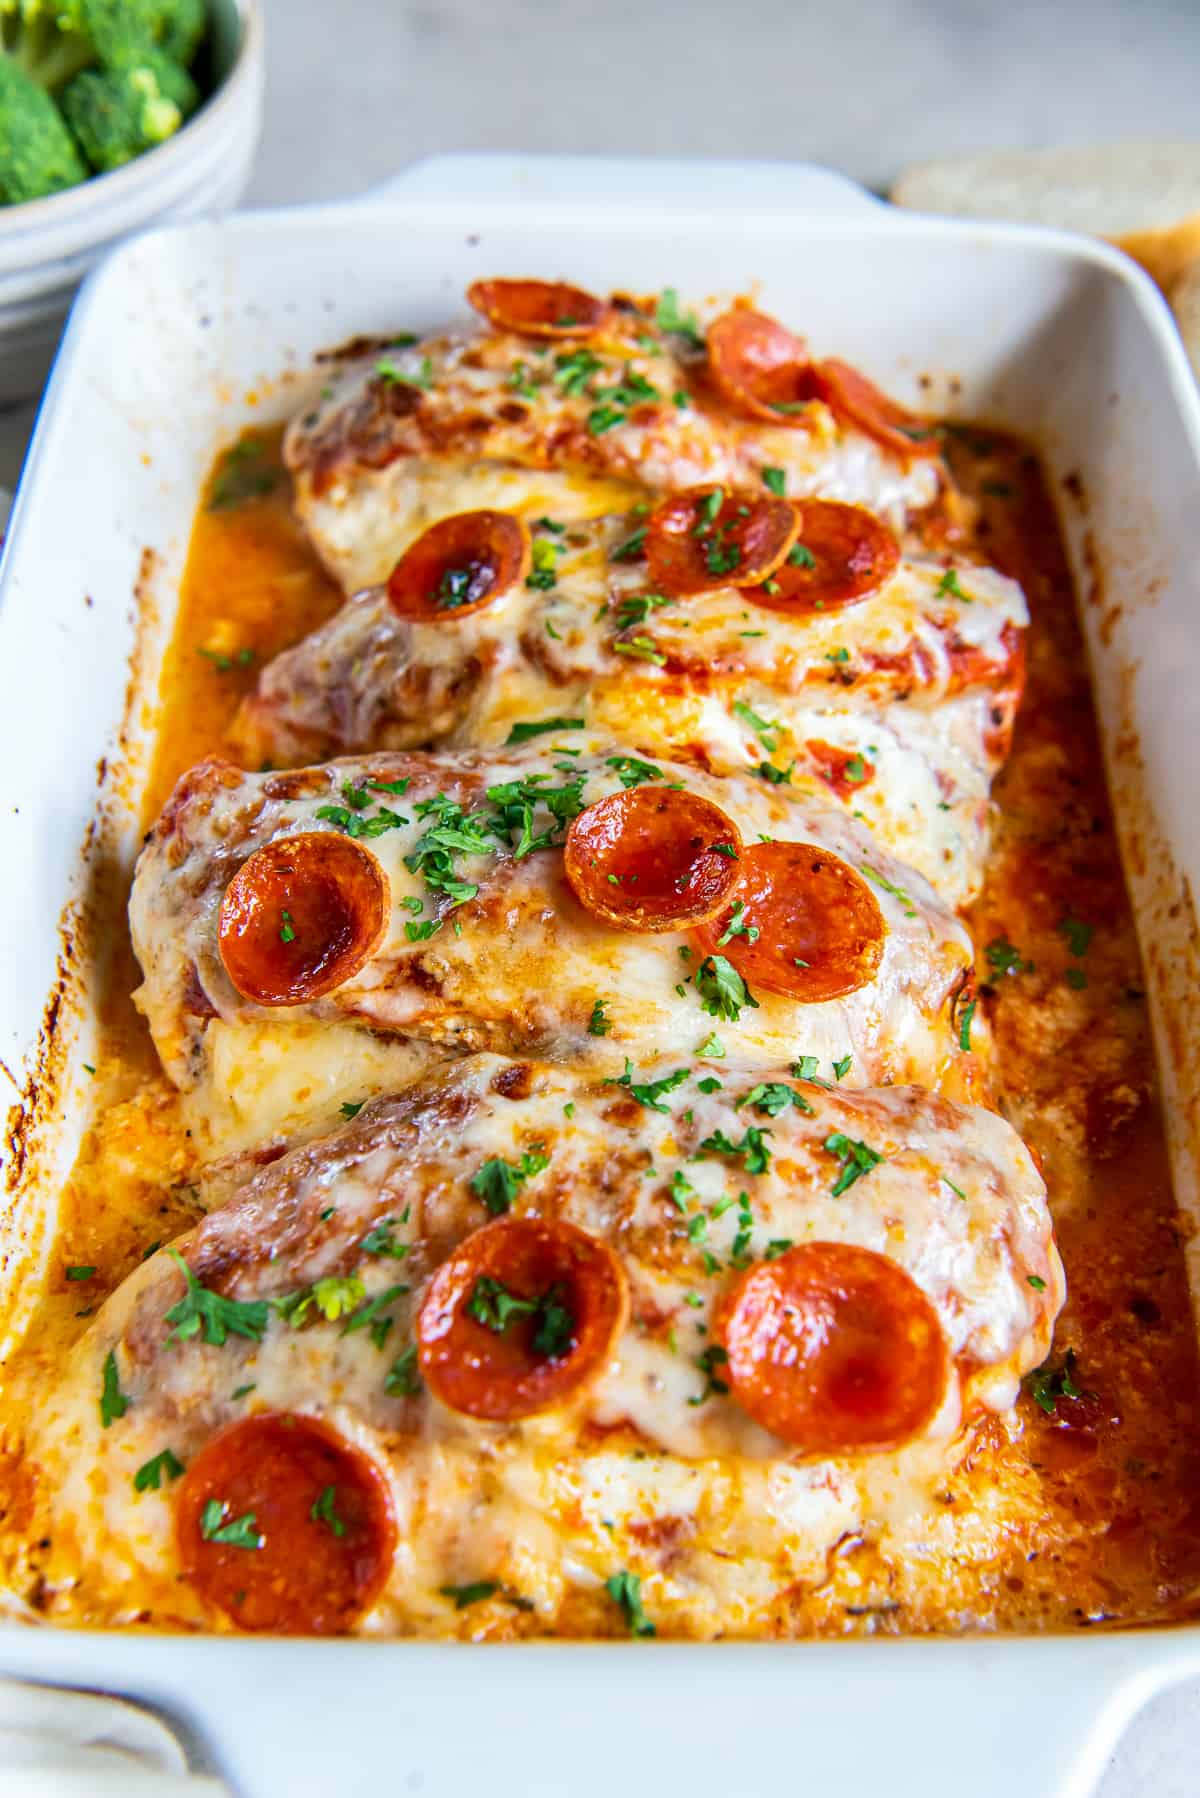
left=130, top=741, right=976, bottom=1121
left=23, top=1055, right=1061, bottom=1636
left=286, top=323, right=939, bottom=594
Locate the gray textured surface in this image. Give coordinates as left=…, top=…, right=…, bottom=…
left=7, top=0, right=1200, bottom=1787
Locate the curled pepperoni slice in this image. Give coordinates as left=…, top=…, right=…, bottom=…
left=717, top=1243, right=949, bottom=1454
left=218, top=831, right=388, bottom=1007
left=745, top=500, right=900, bottom=614
left=692, top=841, right=885, bottom=1002
left=644, top=486, right=798, bottom=596
left=417, top=1216, right=627, bottom=1421
left=812, top=358, right=941, bottom=459
left=706, top=307, right=817, bottom=423
left=387, top=510, right=530, bottom=621
left=563, top=787, right=743, bottom=933
left=176, top=1412, right=396, bottom=1633
left=467, top=278, right=609, bottom=339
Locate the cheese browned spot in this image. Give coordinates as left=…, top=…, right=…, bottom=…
left=716, top=1244, right=950, bottom=1455
left=386, top=510, right=531, bottom=621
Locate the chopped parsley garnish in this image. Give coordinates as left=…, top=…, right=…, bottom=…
left=361, top=1218, right=410, bottom=1260
left=606, top=1569, right=657, bottom=1636
left=614, top=591, right=672, bottom=629
left=606, top=1059, right=690, bottom=1113
left=1028, top=1274, right=1047, bottom=1292
left=612, top=524, right=648, bottom=562
left=792, top=1055, right=820, bottom=1081
left=1066, top=966, right=1088, bottom=990
left=1026, top=1350, right=1084, bottom=1416
left=736, top=1081, right=813, bottom=1117
left=985, top=937, right=1030, bottom=978
left=343, top=1283, right=410, bottom=1348
left=696, top=1076, right=723, bottom=1094
left=485, top=771, right=587, bottom=858
left=696, top=1032, right=725, bottom=1058
left=526, top=537, right=564, bottom=590
left=340, top=1100, right=365, bottom=1120
left=310, top=1485, right=347, bottom=1537
left=697, top=1125, right=771, bottom=1176
left=469, top=1149, right=551, bottom=1216
left=376, top=354, right=433, bottom=390
left=605, top=754, right=664, bottom=788
left=1058, top=916, right=1093, bottom=958
left=761, top=467, right=786, bottom=496
left=200, top=1501, right=263, bottom=1549
left=506, top=716, right=585, bottom=744
left=207, top=436, right=279, bottom=510
left=688, top=1344, right=730, bottom=1406
left=612, top=635, right=668, bottom=666
left=843, top=754, right=869, bottom=785
left=588, top=998, right=612, bottom=1036
left=716, top=900, right=759, bottom=947
left=861, top=863, right=918, bottom=918
left=754, top=760, right=791, bottom=785
left=695, top=954, right=758, bottom=1023
left=832, top=1055, right=853, bottom=1080
left=441, top=1581, right=499, bottom=1609
left=787, top=543, right=816, bottom=569
left=197, top=645, right=255, bottom=673
left=826, top=647, right=850, bottom=664
left=278, top=908, right=296, bottom=944
left=315, top=787, right=408, bottom=839
left=133, top=1448, right=184, bottom=1492
left=467, top=1276, right=575, bottom=1358
left=731, top=699, right=783, bottom=753
left=654, top=287, right=704, bottom=348
left=163, top=1249, right=269, bottom=1348
left=958, top=997, right=977, bottom=1052
left=385, top=1345, right=422, bottom=1397
left=824, top=1132, right=883, bottom=1196
left=276, top=1274, right=366, bottom=1329
left=65, top=1265, right=95, bottom=1282
left=936, top=568, right=973, bottom=602
left=99, top=1351, right=129, bottom=1428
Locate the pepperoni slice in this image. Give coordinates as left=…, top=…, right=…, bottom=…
left=644, top=486, right=798, bottom=596
left=417, top=1216, right=627, bottom=1421
left=706, top=307, right=817, bottom=423
left=218, top=832, right=388, bottom=1007
left=563, top=787, right=743, bottom=932
left=717, top=1243, right=949, bottom=1454
left=176, top=1412, right=396, bottom=1633
left=745, top=499, right=900, bottom=614
left=692, top=841, right=885, bottom=1002
left=387, top=510, right=530, bottom=622
left=466, top=278, right=609, bottom=339
left=812, top=358, right=941, bottom=459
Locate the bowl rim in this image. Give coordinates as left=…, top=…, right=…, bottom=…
left=0, top=0, right=263, bottom=240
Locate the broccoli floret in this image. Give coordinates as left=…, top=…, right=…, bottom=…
left=78, top=0, right=205, bottom=69
left=0, top=54, right=87, bottom=201
left=0, top=0, right=93, bottom=91
left=62, top=50, right=194, bottom=172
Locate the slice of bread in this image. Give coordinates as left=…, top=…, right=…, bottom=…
left=1169, top=260, right=1200, bottom=380
left=892, top=143, right=1200, bottom=289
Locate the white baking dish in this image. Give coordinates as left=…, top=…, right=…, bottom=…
left=2, top=153, right=1200, bottom=1798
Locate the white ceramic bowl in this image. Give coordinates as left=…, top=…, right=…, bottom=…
left=0, top=0, right=263, bottom=404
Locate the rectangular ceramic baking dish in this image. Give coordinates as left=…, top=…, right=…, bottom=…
left=2, top=153, right=1200, bottom=1798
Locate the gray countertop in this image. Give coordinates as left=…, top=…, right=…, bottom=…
left=12, top=0, right=1200, bottom=1787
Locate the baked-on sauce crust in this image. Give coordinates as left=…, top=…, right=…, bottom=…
left=4, top=422, right=1199, bottom=1635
